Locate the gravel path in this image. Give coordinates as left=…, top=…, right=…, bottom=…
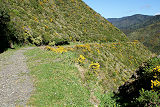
left=0, top=47, right=35, bottom=107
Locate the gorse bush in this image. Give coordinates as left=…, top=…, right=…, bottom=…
left=45, top=42, right=152, bottom=91
left=137, top=89, right=160, bottom=107
left=77, top=55, right=86, bottom=64
left=115, top=57, right=160, bottom=106
left=1, top=0, right=127, bottom=47
left=45, top=46, right=68, bottom=53
left=151, top=66, right=160, bottom=92
left=100, top=92, right=120, bottom=107
left=89, top=62, right=100, bottom=71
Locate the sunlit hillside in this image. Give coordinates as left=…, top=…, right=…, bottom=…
left=0, top=0, right=158, bottom=106
left=1, top=0, right=127, bottom=48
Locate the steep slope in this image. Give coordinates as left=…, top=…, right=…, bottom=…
left=0, top=0, right=155, bottom=106
left=24, top=42, right=152, bottom=106
left=0, top=0, right=127, bottom=48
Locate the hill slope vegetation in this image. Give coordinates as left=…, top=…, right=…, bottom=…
left=129, top=22, right=160, bottom=54
left=0, top=0, right=156, bottom=106
left=0, top=0, right=127, bottom=50
left=108, top=14, right=153, bottom=34
left=108, top=14, right=160, bottom=54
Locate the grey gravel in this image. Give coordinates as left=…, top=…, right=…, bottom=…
left=0, top=47, right=35, bottom=107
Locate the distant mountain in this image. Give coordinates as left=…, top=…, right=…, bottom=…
left=108, top=14, right=154, bottom=34
left=129, top=22, right=160, bottom=54
left=108, top=14, right=152, bottom=26
left=108, top=14, right=160, bottom=54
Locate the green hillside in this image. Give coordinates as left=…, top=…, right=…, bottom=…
left=25, top=42, right=152, bottom=106
left=108, top=14, right=153, bottom=34
left=108, top=14, right=160, bottom=35
left=128, top=22, right=160, bottom=54
left=108, top=14, right=160, bottom=54
left=0, top=0, right=157, bottom=106
left=0, top=0, right=127, bottom=51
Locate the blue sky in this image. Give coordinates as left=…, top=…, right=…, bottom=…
left=82, top=0, right=160, bottom=18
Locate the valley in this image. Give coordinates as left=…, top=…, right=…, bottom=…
left=108, top=14, right=160, bottom=54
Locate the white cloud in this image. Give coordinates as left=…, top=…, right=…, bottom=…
left=155, top=12, right=160, bottom=15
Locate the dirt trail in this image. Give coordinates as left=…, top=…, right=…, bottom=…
left=0, top=47, right=34, bottom=107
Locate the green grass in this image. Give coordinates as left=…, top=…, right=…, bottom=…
left=0, top=48, right=18, bottom=71
left=0, top=49, right=15, bottom=60
left=24, top=41, right=153, bottom=106
left=25, top=48, right=92, bottom=106
left=0, top=40, right=153, bottom=106
left=72, top=42, right=153, bottom=91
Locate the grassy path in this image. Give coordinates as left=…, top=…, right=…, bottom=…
left=25, top=48, right=92, bottom=106
left=0, top=47, right=34, bottom=106
left=0, top=41, right=152, bottom=106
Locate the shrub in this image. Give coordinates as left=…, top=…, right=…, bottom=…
left=89, top=62, right=100, bottom=71
left=151, top=65, right=160, bottom=92
left=100, top=92, right=120, bottom=107
left=0, top=6, right=19, bottom=52
left=137, top=89, right=160, bottom=106
left=77, top=55, right=86, bottom=64
left=32, top=36, right=42, bottom=46
left=42, top=33, right=52, bottom=45
left=48, top=41, right=55, bottom=46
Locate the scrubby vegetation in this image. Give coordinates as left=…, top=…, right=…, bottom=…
left=108, top=14, right=147, bottom=34
left=24, top=41, right=153, bottom=106
left=0, top=5, right=20, bottom=52
left=129, top=22, right=160, bottom=54
left=0, top=0, right=127, bottom=50
left=113, top=57, right=160, bottom=106
left=1, top=0, right=158, bottom=106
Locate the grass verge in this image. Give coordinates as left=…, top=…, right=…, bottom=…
left=0, top=48, right=17, bottom=71
left=25, top=48, right=92, bottom=106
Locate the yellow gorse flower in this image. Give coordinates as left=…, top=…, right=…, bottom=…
left=96, top=49, right=100, bottom=53
left=151, top=80, right=160, bottom=88
left=151, top=65, right=160, bottom=91
left=75, top=44, right=91, bottom=52
left=50, top=18, right=53, bottom=22
left=45, top=46, right=67, bottom=53
left=153, top=66, right=160, bottom=72
left=39, top=1, right=43, bottom=5
left=77, top=55, right=86, bottom=63
left=89, top=62, right=100, bottom=70
left=34, top=17, right=38, bottom=22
